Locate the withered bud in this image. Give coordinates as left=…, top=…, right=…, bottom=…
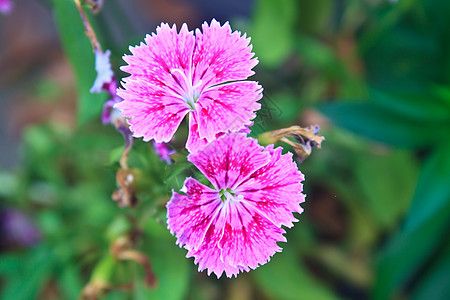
left=262, top=125, right=325, bottom=162
left=81, top=280, right=110, bottom=300
left=83, top=0, right=104, bottom=14
left=112, top=169, right=138, bottom=208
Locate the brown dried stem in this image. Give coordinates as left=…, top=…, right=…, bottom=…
left=74, top=0, right=101, bottom=52
left=111, top=236, right=157, bottom=288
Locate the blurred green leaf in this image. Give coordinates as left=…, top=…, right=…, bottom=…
left=359, top=0, right=422, bottom=53
left=251, top=0, right=297, bottom=68
left=370, top=89, right=450, bottom=122
left=297, top=0, right=332, bottom=34
left=295, top=34, right=336, bottom=69
left=354, top=150, right=418, bottom=229
left=52, top=0, right=106, bottom=125
left=252, top=245, right=340, bottom=300
left=109, top=146, right=125, bottom=165
left=0, top=253, right=22, bottom=276
left=135, top=219, right=191, bottom=300
left=319, top=101, right=450, bottom=148
left=373, top=142, right=450, bottom=299
left=59, top=265, right=83, bottom=300
left=0, top=246, right=54, bottom=300
left=404, top=141, right=450, bottom=233
left=411, top=239, right=450, bottom=300
left=373, top=204, right=450, bottom=300
left=106, top=215, right=133, bottom=242
left=164, top=162, right=193, bottom=191
left=360, top=0, right=450, bottom=90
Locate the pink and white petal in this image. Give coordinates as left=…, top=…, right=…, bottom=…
left=185, top=112, right=209, bottom=153
left=192, top=19, right=258, bottom=89
left=219, top=202, right=286, bottom=271
left=166, top=178, right=222, bottom=251
left=116, top=79, right=190, bottom=142
left=185, top=204, right=234, bottom=278
left=188, top=133, right=270, bottom=190
left=236, top=145, right=306, bottom=228
left=196, top=81, right=262, bottom=141
left=186, top=113, right=253, bottom=153
left=121, top=23, right=195, bottom=102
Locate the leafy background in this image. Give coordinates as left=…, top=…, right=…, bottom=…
left=1, top=0, right=449, bottom=299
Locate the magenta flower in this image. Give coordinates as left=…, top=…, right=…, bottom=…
left=153, top=141, right=176, bottom=164
left=166, top=133, right=305, bottom=278
left=116, top=20, right=262, bottom=152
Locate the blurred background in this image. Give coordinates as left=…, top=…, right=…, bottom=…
left=1, top=0, right=449, bottom=299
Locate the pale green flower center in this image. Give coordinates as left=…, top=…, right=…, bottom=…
left=219, top=188, right=243, bottom=204
left=171, top=68, right=202, bottom=111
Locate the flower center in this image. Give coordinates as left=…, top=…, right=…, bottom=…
left=218, top=188, right=242, bottom=204
left=171, top=68, right=202, bottom=110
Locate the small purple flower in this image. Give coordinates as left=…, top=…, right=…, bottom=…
left=100, top=80, right=124, bottom=126
left=0, top=208, right=41, bottom=248
left=101, top=98, right=121, bottom=125
left=0, top=0, right=13, bottom=15
left=116, top=20, right=262, bottom=152
left=166, top=133, right=305, bottom=278
left=153, top=141, right=175, bottom=164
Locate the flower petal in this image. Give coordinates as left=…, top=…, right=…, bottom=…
left=219, top=202, right=286, bottom=273
left=167, top=178, right=221, bottom=251
left=186, top=114, right=255, bottom=153
left=117, top=23, right=195, bottom=142
left=188, top=133, right=270, bottom=190
left=196, top=81, right=262, bottom=141
left=121, top=23, right=195, bottom=96
left=186, top=208, right=238, bottom=278
left=236, top=145, right=305, bottom=228
left=192, top=19, right=258, bottom=89
left=116, top=79, right=190, bottom=142
left=185, top=112, right=208, bottom=153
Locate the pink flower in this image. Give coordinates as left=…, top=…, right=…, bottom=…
left=0, top=0, right=13, bottom=15
left=153, top=141, right=175, bottom=164
left=116, top=20, right=262, bottom=152
left=166, top=133, right=305, bottom=278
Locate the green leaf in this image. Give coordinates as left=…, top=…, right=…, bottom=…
left=373, top=205, right=450, bottom=299
left=0, top=253, right=22, bottom=276
left=0, top=246, right=54, bottom=300
left=59, top=265, right=83, bottom=300
left=135, top=218, right=191, bottom=300
left=411, top=240, right=450, bottom=300
left=404, top=141, right=450, bottom=233
left=319, top=102, right=450, bottom=148
left=164, top=162, right=193, bottom=191
left=52, top=0, right=106, bottom=125
left=370, top=89, right=450, bottom=123
left=250, top=0, right=297, bottom=68
left=354, top=150, right=418, bottom=229
left=252, top=246, right=341, bottom=300
left=295, top=34, right=336, bottom=69
left=109, top=146, right=125, bottom=165
left=360, top=0, right=450, bottom=90
left=373, top=143, right=450, bottom=300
